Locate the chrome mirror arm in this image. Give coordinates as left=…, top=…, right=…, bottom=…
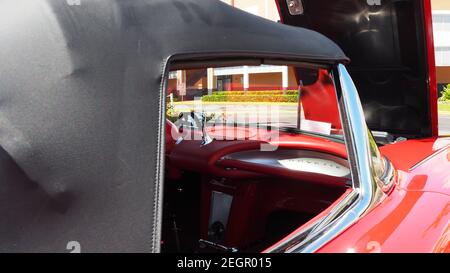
left=200, top=113, right=214, bottom=146
left=175, top=112, right=213, bottom=146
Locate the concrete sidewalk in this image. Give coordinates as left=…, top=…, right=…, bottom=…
left=439, top=112, right=450, bottom=135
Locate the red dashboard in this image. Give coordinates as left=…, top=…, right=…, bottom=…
left=164, top=128, right=351, bottom=251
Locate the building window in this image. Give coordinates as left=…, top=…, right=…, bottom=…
left=168, top=71, right=178, bottom=79
left=433, top=13, right=450, bottom=31
left=435, top=46, right=450, bottom=66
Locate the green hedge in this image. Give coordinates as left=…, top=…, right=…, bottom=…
left=202, top=90, right=299, bottom=103
left=212, top=90, right=299, bottom=96
left=439, top=84, right=450, bottom=102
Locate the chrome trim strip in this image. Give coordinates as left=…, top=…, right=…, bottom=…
left=409, top=144, right=450, bottom=171
left=379, top=157, right=396, bottom=192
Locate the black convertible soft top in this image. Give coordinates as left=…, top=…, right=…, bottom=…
left=0, top=0, right=347, bottom=252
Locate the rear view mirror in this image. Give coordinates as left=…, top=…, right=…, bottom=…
left=286, top=0, right=304, bottom=15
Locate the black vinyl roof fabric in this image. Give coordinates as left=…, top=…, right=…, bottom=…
left=0, top=0, right=347, bottom=252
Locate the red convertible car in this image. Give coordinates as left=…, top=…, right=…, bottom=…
left=0, top=0, right=448, bottom=253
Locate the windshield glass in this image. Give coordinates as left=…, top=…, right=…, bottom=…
left=166, top=63, right=343, bottom=141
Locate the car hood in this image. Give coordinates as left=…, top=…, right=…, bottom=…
left=276, top=0, right=437, bottom=139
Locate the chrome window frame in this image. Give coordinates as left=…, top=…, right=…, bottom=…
left=265, top=64, right=395, bottom=253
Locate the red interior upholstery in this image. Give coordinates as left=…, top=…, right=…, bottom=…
left=301, top=70, right=342, bottom=129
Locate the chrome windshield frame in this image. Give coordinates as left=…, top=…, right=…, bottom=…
left=265, top=64, right=395, bottom=253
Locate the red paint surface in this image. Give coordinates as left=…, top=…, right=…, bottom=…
left=380, top=137, right=450, bottom=171
left=318, top=180, right=450, bottom=253
left=316, top=137, right=450, bottom=253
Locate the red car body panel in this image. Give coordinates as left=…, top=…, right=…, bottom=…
left=381, top=137, right=450, bottom=196
left=318, top=186, right=450, bottom=253
left=380, top=138, right=450, bottom=172
left=316, top=138, right=450, bottom=253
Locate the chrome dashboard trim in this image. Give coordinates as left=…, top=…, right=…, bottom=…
left=221, top=149, right=350, bottom=178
